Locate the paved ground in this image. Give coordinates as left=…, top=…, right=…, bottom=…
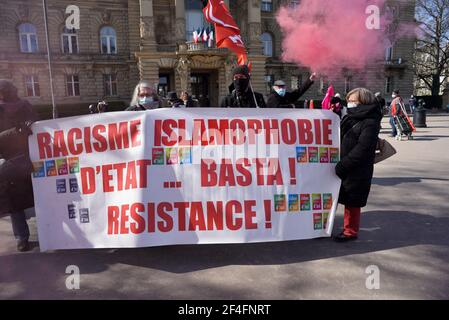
left=1, top=114, right=449, bottom=300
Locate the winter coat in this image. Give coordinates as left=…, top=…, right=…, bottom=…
left=220, top=89, right=267, bottom=108
left=266, top=78, right=314, bottom=108
left=335, top=103, right=382, bottom=208
left=0, top=99, right=36, bottom=212
left=183, top=97, right=197, bottom=108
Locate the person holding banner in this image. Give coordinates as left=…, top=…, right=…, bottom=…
left=0, top=80, right=36, bottom=252
left=126, top=81, right=163, bottom=111
left=220, top=65, right=266, bottom=108
left=334, top=88, right=382, bottom=242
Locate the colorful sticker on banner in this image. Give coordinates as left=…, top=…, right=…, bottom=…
left=274, top=194, right=286, bottom=212
left=300, top=194, right=311, bottom=211
left=179, top=147, right=192, bottom=164
left=313, top=213, right=323, bottom=230
left=308, top=147, right=319, bottom=163
left=68, top=204, right=76, bottom=219
left=323, top=193, right=333, bottom=210
left=323, top=212, right=329, bottom=229
left=32, top=161, right=45, bottom=178
left=330, top=148, right=340, bottom=163
left=296, top=146, right=308, bottom=163
left=69, top=178, right=78, bottom=193
left=166, top=148, right=178, bottom=165
left=56, top=179, right=66, bottom=193
left=312, top=193, right=322, bottom=210
left=288, top=194, right=299, bottom=212
left=80, top=208, right=90, bottom=223
left=45, top=160, right=57, bottom=177
left=56, top=158, right=68, bottom=175
left=152, top=148, right=164, bottom=165
left=319, top=147, right=329, bottom=163
left=68, top=157, right=80, bottom=174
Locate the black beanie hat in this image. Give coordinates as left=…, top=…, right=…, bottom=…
left=232, top=65, right=250, bottom=78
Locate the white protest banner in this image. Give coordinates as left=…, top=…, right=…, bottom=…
left=28, top=108, right=341, bottom=251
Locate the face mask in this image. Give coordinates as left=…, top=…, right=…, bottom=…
left=275, top=88, right=286, bottom=97
left=234, top=78, right=249, bottom=94
left=347, top=102, right=358, bottom=109
left=392, top=94, right=397, bottom=99
left=139, top=96, right=154, bottom=107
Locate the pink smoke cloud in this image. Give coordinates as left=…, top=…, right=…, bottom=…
left=276, top=0, right=415, bottom=76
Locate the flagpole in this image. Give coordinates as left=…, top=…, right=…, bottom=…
left=249, top=81, right=259, bottom=108
left=42, top=0, right=57, bottom=119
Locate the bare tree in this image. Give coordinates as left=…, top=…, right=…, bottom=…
left=414, top=0, right=449, bottom=97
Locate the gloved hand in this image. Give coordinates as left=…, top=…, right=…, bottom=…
left=17, top=120, right=33, bottom=136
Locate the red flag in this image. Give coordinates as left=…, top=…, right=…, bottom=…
left=203, top=0, right=248, bottom=66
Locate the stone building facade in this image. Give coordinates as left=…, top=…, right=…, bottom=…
left=0, top=0, right=416, bottom=117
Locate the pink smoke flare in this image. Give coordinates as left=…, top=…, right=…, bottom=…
left=276, top=0, right=411, bottom=75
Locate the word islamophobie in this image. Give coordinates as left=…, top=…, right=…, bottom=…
left=154, top=118, right=333, bottom=147
left=35, top=118, right=333, bottom=160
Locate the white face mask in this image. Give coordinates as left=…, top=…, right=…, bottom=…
left=347, top=102, right=358, bottom=109
left=392, top=94, right=397, bottom=99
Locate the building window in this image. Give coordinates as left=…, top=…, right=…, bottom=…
left=291, top=76, right=299, bottom=90
left=18, top=23, right=38, bottom=53
left=265, top=75, right=274, bottom=93
left=62, top=27, right=78, bottom=54
left=385, top=46, right=393, bottom=62
left=24, top=75, right=40, bottom=97
left=66, top=75, right=80, bottom=96
left=185, top=0, right=211, bottom=41
left=289, top=0, right=300, bottom=8
left=385, top=76, right=393, bottom=94
left=158, top=75, right=170, bottom=97
left=103, top=74, right=118, bottom=96
left=261, top=0, right=273, bottom=12
left=261, top=33, right=273, bottom=57
left=345, top=76, right=352, bottom=94
left=320, top=77, right=329, bottom=94
left=100, top=26, right=117, bottom=54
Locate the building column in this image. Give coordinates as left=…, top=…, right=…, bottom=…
left=175, top=0, right=186, bottom=45
left=175, top=55, right=191, bottom=94
left=139, top=0, right=157, bottom=51
left=247, top=0, right=263, bottom=55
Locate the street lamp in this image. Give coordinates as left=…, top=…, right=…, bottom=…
left=42, top=0, right=58, bottom=119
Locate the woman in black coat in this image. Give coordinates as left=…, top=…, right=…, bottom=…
left=0, top=79, right=36, bottom=252
left=334, top=88, right=382, bottom=242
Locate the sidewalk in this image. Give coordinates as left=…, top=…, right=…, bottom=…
left=1, top=115, right=449, bottom=299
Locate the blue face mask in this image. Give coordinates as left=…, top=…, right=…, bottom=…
left=275, top=88, right=287, bottom=97
left=139, top=96, right=154, bottom=107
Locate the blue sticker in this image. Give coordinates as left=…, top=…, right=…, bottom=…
left=68, top=204, right=76, bottom=219
left=80, top=208, right=89, bottom=223
left=69, top=178, right=78, bottom=193
left=56, top=179, right=67, bottom=193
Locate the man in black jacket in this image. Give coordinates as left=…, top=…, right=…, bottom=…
left=266, top=73, right=316, bottom=108
left=220, top=65, right=266, bottom=108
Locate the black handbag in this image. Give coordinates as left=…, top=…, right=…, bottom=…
left=374, top=138, right=397, bottom=164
